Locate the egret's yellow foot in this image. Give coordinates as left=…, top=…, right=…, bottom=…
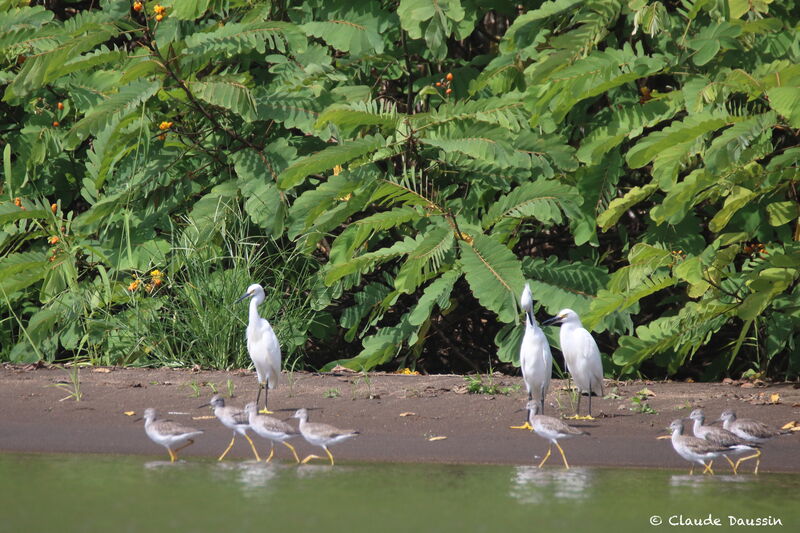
left=509, top=422, right=533, bottom=430
left=566, top=414, right=595, bottom=420
left=259, top=408, right=275, bottom=415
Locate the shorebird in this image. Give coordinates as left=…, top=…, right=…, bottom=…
left=293, top=408, right=359, bottom=466
left=244, top=402, right=300, bottom=463
left=200, top=395, right=261, bottom=462
left=236, top=283, right=281, bottom=414
left=719, top=409, right=791, bottom=474
left=667, top=419, right=747, bottom=475
left=511, top=283, right=552, bottom=430
left=525, top=400, right=588, bottom=469
left=688, top=409, right=758, bottom=474
left=542, top=309, right=603, bottom=419
left=141, top=408, right=203, bottom=463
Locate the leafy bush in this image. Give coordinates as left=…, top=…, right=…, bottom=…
left=1, top=0, right=799, bottom=379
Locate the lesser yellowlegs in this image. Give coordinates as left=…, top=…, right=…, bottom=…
left=142, top=408, right=203, bottom=463
left=244, top=402, right=300, bottom=463
left=719, top=409, right=790, bottom=474
left=201, top=395, right=261, bottom=461
left=525, top=400, right=588, bottom=469
left=511, top=283, right=553, bottom=430
left=668, top=419, right=740, bottom=475
left=541, top=310, right=603, bottom=419
left=236, top=283, right=281, bottom=414
left=688, top=409, right=757, bottom=474
left=293, top=408, right=359, bottom=466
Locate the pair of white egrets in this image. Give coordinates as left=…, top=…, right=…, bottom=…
left=515, top=283, right=604, bottom=424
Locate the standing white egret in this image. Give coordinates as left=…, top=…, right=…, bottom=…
left=511, top=283, right=552, bottom=430
left=236, top=283, right=281, bottom=414
left=542, top=309, right=603, bottom=419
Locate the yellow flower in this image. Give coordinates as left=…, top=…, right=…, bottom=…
left=153, top=4, right=166, bottom=15
left=158, top=121, right=173, bottom=130
left=48, top=236, right=59, bottom=244
left=128, top=279, right=140, bottom=291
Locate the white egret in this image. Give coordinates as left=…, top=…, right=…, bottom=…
left=236, top=283, right=281, bottom=414
left=141, top=408, right=203, bottom=463
left=524, top=400, right=588, bottom=469
left=511, top=283, right=552, bottom=430
left=293, top=408, right=360, bottom=466
left=542, top=309, right=603, bottom=419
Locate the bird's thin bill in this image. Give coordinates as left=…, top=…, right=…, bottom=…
left=541, top=316, right=561, bottom=326
left=234, top=292, right=251, bottom=303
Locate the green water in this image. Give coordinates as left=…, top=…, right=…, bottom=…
left=1, top=454, right=796, bottom=532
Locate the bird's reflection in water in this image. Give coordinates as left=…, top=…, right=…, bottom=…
left=235, top=462, right=280, bottom=496
left=510, top=465, right=593, bottom=504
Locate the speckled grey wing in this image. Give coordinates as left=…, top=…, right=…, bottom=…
left=154, top=419, right=203, bottom=437
left=536, top=415, right=587, bottom=437
left=701, top=427, right=752, bottom=447
left=255, top=415, right=298, bottom=436
left=230, top=408, right=250, bottom=426
left=682, top=435, right=731, bottom=454
left=305, top=421, right=358, bottom=440
left=736, top=418, right=786, bottom=440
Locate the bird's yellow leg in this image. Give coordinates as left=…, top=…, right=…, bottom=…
left=301, top=454, right=323, bottom=464
left=168, top=448, right=176, bottom=463
left=567, top=415, right=595, bottom=421
left=282, top=441, right=300, bottom=463
left=723, top=455, right=737, bottom=474
left=702, top=461, right=714, bottom=475
left=689, top=464, right=694, bottom=475
left=174, top=439, right=195, bottom=454
left=555, top=441, right=570, bottom=470
left=243, top=433, right=261, bottom=462
left=265, top=443, right=275, bottom=463
left=218, top=435, right=236, bottom=461
left=538, top=445, right=552, bottom=468
left=324, top=446, right=335, bottom=466
left=735, top=449, right=761, bottom=475
left=509, top=421, right=533, bottom=430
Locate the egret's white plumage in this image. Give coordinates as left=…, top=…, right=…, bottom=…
left=512, top=284, right=552, bottom=428
left=237, top=283, right=281, bottom=413
left=543, top=309, right=603, bottom=417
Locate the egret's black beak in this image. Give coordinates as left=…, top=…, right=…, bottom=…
left=525, top=310, right=535, bottom=327
left=235, top=292, right=251, bottom=304
left=542, top=315, right=562, bottom=326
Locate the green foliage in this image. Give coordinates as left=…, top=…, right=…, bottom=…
left=2, top=0, right=800, bottom=380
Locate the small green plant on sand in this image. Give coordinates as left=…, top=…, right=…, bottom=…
left=184, top=380, right=201, bottom=398
left=50, top=364, right=82, bottom=402
left=226, top=379, right=235, bottom=398
left=630, top=389, right=657, bottom=414
left=207, top=382, right=218, bottom=394
left=464, top=374, right=518, bottom=395
left=324, top=388, right=341, bottom=399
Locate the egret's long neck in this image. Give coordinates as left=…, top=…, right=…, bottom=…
left=248, top=296, right=261, bottom=324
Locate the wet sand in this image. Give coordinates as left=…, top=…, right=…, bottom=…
left=1, top=365, right=798, bottom=472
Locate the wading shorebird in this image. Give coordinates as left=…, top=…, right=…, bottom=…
left=688, top=409, right=758, bottom=474
left=141, top=408, right=203, bottom=463
left=245, top=402, right=300, bottom=463
left=293, top=408, right=359, bottom=466
left=236, top=283, right=281, bottom=414
left=525, top=400, right=588, bottom=469
left=667, top=419, right=749, bottom=475
left=718, top=409, right=792, bottom=474
left=200, top=395, right=261, bottom=462
left=511, top=283, right=553, bottom=430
